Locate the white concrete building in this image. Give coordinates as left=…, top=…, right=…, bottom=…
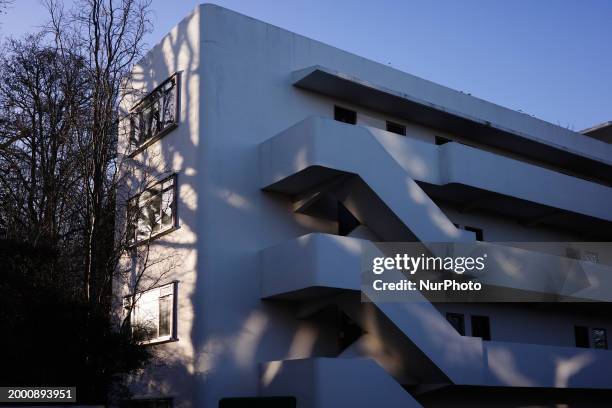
left=117, top=4, right=612, bottom=408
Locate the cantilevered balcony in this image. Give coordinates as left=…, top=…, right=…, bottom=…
left=260, top=233, right=612, bottom=389
left=293, top=66, right=612, bottom=182
left=261, top=233, right=612, bottom=302
left=261, top=116, right=612, bottom=238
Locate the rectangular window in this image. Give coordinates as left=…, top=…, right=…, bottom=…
left=565, top=247, right=581, bottom=260
left=129, top=74, right=179, bottom=149
left=583, top=251, right=599, bottom=264
left=386, top=121, right=406, bottom=136
left=127, top=175, right=176, bottom=245
left=592, top=328, right=608, bottom=349
left=158, top=295, right=172, bottom=337
left=575, top=326, right=589, bottom=348
left=125, top=283, right=177, bottom=344
left=464, top=226, right=484, bottom=241
left=446, top=313, right=465, bottom=336
left=334, top=106, right=357, bottom=125
left=435, top=136, right=452, bottom=145
left=471, top=315, right=491, bottom=340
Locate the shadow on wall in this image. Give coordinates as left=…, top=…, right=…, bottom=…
left=121, top=5, right=603, bottom=408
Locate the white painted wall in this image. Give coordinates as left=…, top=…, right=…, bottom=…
left=118, top=4, right=612, bottom=407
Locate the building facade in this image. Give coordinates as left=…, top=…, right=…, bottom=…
left=117, top=4, right=612, bottom=407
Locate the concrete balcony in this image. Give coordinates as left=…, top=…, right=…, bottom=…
left=260, top=358, right=423, bottom=408
left=293, top=66, right=612, bottom=182
left=260, top=116, right=474, bottom=244
left=261, top=233, right=612, bottom=388
left=260, top=116, right=612, bottom=237
left=261, top=233, right=612, bottom=302
left=372, top=125, right=612, bottom=229
left=260, top=233, right=362, bottom=299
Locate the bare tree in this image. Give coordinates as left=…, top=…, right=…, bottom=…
left=0, top=35, right=89, bottom=290
left=44, top=0, right=153, bottom=306
left=0, top=0, right=183, bottom=404
left=0, top=0, right=13, bottom=15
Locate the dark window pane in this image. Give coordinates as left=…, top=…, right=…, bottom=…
left=129, top=116, right=138, bottom=146
left=575, top=326, right=589, bottom=348
left=334, top=106, right=356, bottom=125
left=593, top=328, right=607, bottom=349
left=129, top=176, right=176, bottom=244
left=130, top=76, right=178, bottom=148
left=566, top=248, right=581, bottom=260
left=127, top=200, right=138, bottom=243
left=159, top=296, right=172, bottom=337
left=386, top=121, right=406, bottom=136
left=471, top=315, right=491, bottom=340
left=446, top=313, right=465, bottom=336
left=161, top=188, right=174, bottom=229
left=161, top=79, right=177, bottom=128
left=583, top=251, right=599, bottom=264
left=464, top=226, right=484, bottom=241
left=133, top=318, right=157, bottom=343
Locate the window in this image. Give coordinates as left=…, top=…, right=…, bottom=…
left=592, top=328, right=608, bottom=349
left=446, top=313, right=465, bottom=336
left=575, top=326, right=589, bottom=348
left=127, top=175, right=176, bottom=245
left=129, top=74, right=179, bottom=149
left=386, top=121, right=406, bottom=136
left=566, top=247, right=581, bottom=260
left=583, top=251, right=599, bottom=264
left=574, top=326, right=608, bottom=349
left=334, top=106, right=356, bottom=125
left=471, top=315, right=491, bottom=340
left=435, top=136, right=452, bottom=145
left=464, top=226, right=484, bottom=241
left=125, top=282, right=177, bottom=344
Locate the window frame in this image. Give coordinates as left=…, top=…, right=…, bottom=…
left=128, top=73, right=180, bottom=155
left=592, top=328, right=608, bottom=350
left=127, top=174, right=178, bottom=247
left=124, top=281, right=178, bottom=345
left=583, top=251, right=599, bottom=264
left=566, top=247, right=581, bottom=260
left=574, top=325, right=590, bottom=348
left=471, top=315, right=491, bottom=341
left=386, top=120, right=406, bottom=136
left=334, top=105, right=357, bottom=125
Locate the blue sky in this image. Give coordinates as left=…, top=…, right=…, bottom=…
left=2, top=0, right=611, bottom=131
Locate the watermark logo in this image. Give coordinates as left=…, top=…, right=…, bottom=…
left=372, top=253, right=488, bottom=275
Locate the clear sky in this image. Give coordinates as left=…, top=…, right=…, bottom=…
left=2, top=0, right=611, bottom=131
